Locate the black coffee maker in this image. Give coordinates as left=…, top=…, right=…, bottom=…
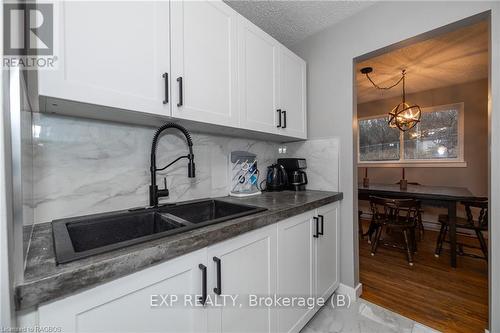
left=278, top=158, right=308, bottom=191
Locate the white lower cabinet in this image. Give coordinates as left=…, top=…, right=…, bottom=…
left=315, top=203, right=340, bottom=299
left=38, top=249, right=208, bottom=333
left=34, top=203, right=339, bottom=333
left=277, top=202, right=339, bottom=333
left=277, top=211, right=315, bottom=333
left=207, top=225, right=277, bottom=333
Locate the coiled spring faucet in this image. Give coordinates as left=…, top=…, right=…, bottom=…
left=149, top=123, right=195, bottom=207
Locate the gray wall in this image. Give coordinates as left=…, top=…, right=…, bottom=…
left=291, top=2, right=500, bottom=330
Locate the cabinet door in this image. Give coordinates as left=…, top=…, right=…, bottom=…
left=38, top=250, right=207, bottom=333
left=315, top=203, right=340, bottom=299
left=238, top=17, right=279, bottom=134
left=207, top=225, right=277, bottom=333
left=39, top=1, right=171, bottom=116
left=170, top=0, right=238, bottom=126
left=277, top=211, right=315, bottom=333
left=278, top=47, right=307, bottom=139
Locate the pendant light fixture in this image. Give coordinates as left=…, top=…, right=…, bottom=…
left=360, top=67, right=421, bottom=132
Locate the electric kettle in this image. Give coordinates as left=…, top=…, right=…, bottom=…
left=265, top=163, right=288, bottom=191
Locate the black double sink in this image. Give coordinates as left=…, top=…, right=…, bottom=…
left=52, top=199, right=266, bottom=264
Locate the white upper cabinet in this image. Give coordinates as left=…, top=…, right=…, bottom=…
left=39, top=1, right=171, bottom=116
left=38, top=0, right=306, bottom=140
left=238, top=17, right=279, bottom=133
left=238, top=18, right=307, bottom=139
left=278, top=47, right=307, bottom=139
left=170, top=0, right=239, bottom=127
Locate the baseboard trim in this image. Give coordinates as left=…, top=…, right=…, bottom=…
left=336, top=283, right=362, bottom=301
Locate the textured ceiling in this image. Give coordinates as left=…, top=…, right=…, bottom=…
left=357, top=21, right=489, bottom=104
left=224, top=0, right=376, bottom=48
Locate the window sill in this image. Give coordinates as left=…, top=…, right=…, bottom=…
left=357, top=161, right=468, bottom=168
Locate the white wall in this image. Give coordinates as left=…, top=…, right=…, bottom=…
left=0, top=8, right=15, bottom=326
left=292, top=2, right=500, bottom=331
left=0, top=63, right=12, bottom=330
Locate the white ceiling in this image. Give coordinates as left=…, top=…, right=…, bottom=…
left=356, top=21, right=489, bottom=104
left=224, top=0, right=376, bottom=48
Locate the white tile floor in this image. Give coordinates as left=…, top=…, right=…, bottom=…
left=301, top=298, right=440, bottom=333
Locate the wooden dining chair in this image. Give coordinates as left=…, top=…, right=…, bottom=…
left=394, top=182, right=425, bottom=239
left=414, top=200, right=425, bottom=240
left=369, top=196, right=419, bottom=266
left=358, top=210, right=364, bottom=239
left=435, top=198, right=488, bottom=260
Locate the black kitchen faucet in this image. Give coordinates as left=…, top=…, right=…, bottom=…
left=149, top=123, right=195, bottom=207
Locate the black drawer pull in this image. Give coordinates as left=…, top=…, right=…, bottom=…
left=198, top=264, right=207, bottom=305
left=313, top=216, right=319, bottom=238
left=162, top=73, right=169, bottom=104
left=318, top=214, right=324, bottom=236
left=282, top=110, right=287, bottom=128
left=276, top=109, right=282, bottom=128
left=177, top=77, right=183, bottom=107
left=213, top=257, right=221, bottom=295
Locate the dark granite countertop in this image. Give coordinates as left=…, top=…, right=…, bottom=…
left=16, top=190, right=343, bottom=310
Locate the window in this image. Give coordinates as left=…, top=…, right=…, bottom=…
left=359, top=116, right=400, bottom=161
left=358, top=103, right=464, bottom=166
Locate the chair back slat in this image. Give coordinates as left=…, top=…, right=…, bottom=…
left=369, top=196, right=418, bottom=225
left=462, top=198, right=488, bottom=229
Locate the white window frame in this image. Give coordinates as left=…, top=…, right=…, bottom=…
left=358, top=102, right=466, bottom=168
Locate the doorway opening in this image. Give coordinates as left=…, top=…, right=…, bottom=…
left=353, top=14, right=491, bottom=333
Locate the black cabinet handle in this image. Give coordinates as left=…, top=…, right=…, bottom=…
left=162, top=73, right=169, bottom=104
left=213, top=257, right=221, bottom=295
left=177, top=77, right=183, bottom=107
left=276, top=109, right=282, bottom=128
left=318, top=215, right=324, bottom=236
left=198, top=264, right=207, bottom=305
left=282, top=110, right=287, bottom=128
left=313, top=216, right=319, bottom=238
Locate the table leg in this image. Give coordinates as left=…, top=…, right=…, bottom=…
left=448, top=202, right=457, bottom=268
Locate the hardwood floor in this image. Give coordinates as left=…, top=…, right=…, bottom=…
left=359, top=219, right=488, bottom=333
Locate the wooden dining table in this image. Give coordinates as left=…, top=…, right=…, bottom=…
left=358, top=183, right=475, bottom=267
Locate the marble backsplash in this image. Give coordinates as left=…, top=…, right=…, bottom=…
left=283, top=138, right=339, bottom=192
left=32, top=113, right=339, bottom=223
